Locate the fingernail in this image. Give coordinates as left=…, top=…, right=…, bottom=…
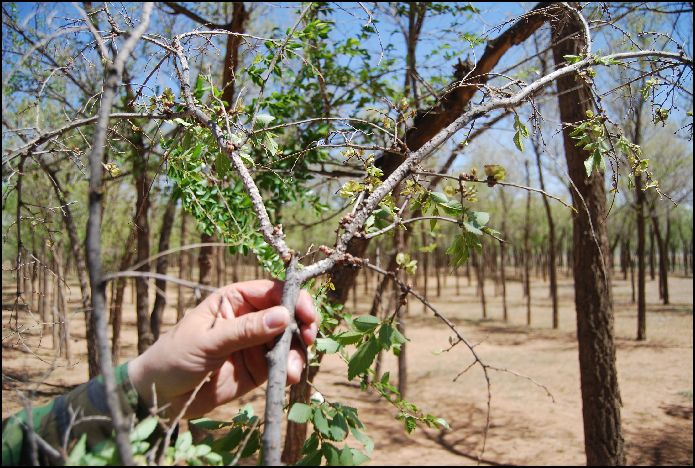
left=264, top=307, right=289, bottom=329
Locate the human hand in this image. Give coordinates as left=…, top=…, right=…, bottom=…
left=127, top=280, right=318, bottom=420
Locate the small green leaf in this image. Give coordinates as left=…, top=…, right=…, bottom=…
left=329, top=413, right=349, bottom=441
left=297, top=450, right=323, bottom=466
left=215, top=152, right=230, bottom=179
left=315, top=337, right=340, bottom=354
left=435, top=418, right=450, bottom=430
left=67, top=433, right=88, bottom=465
left=584, top=156, right=595, bottom=177
left=404, top=416, right=417, bottom=433
left=462, top=222, right=483, bottom=236
left=255, top=114, right=275, bottom=126
left=339, top=447, right=355, bottom=466
left=335, top=331, right=364, bottom=345
left=471, top=211, right=489, bottom=226
left=264, top=132, right=279, bottom=156
left=323, top=443, right=341, bottom=466
left=288, top=403, right=313, bottom=423
left=175, top=431, right=192, bottom=453
left=313, top=408, right=331, bottom=436
left=348, top=338, right=380, bottom=380
left=349, top=448, right=370, bottom=465
left=130, top=416, right=158, bottom=442
left=353, top=315, right=380, bottom=333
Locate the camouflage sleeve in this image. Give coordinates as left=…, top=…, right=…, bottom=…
left=2, top=361, right=145, bottom=466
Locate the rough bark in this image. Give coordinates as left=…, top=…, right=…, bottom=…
left=551, top=9, right=625, bottom=465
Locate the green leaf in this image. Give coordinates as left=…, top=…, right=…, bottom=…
left=563, top=54, right=583, bottom=64
left=435, top=418, right=450, bottom=430
left=256, top=114, right=275, bottom=126
left=315, top=337, right=340, bottom=354
left=189, top=419, right=234, bottom=431
left=350, top=427, right=374, bottom=455
left=462, top=222, right=483, bottom=236
left=335, top=331, right=364, bottom=345
left=323, top=443, right=341, bottom=466
left=313, top=408, right=331, bottom=437
left=288, top=403, right=313, bottom=423
left=513, top=131, right=524, bottom=152
left=329, top=413, right=349, bottom=441
left=446, top=234, right=469, bottom=267
left=67, top=433, right=88, bottom=465
left=429, top=191, right=448, bottom=205
left=339, top=447, right=355, bottom=466
left=175, top=431, right=193, bottom=453
left=203, top=452, right=223, bottom=465
left=404, top=416, right=417, bottom=433
left=584, top=156, right=594, bottom=177
left=471, top=211, right=489, bottom=226
left=297, top=450, right=323, bottom=466
left=130, top=416, right=158, bottom=442
left=348, top=338, right=380, bottom=379
left=215, top=152, right=230, bottom=179
left=353, top=315, right=380, bottom=333
left=513, top=114, right=529, bottom=152
left=264, top=132, right=279, bottom=156
left=349, top=448, right=370, bottom=465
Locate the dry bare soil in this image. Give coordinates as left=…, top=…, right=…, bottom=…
left=3, top=269, right=693, bottom=465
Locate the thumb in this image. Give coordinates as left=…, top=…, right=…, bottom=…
left=208, top=306, right=290, bottom=354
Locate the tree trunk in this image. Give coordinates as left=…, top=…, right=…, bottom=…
left=650, top=211, right=669, bottom=305
left=635, top=176, right=647, bottom=340
left=198, top=234, right=214, bottom=303
left=134, top=149, right=153, bottom=354
left=500, top=190, right=509, bottom=321
left=150, top=192, right=178, bottom=340
left=111, top=231, right=136, bottom=364
left=523, top=160, right=532, bottom=325
left=177, top=210, right=190, bottom=322
left=649, top=225, right=656, bottom=280
left=552, top=9, right=625, bottom=464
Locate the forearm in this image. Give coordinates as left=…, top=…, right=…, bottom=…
left=2, top=362, right=145, bottom=465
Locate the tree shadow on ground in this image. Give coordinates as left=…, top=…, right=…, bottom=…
left=626, top=403, right=693, bottom=466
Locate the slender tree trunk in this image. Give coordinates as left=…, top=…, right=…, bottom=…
left=134, top=140, right=153, bottom=354
left=112, top=231, right=136, bottom=364
left=198, top=234, right=214, bottom=303
left=150, top=192, right=178, bottom=340
left=177, top=210, right=189, bottom=322
left=500, top=190, right=509, bottom=321
left=635, top=178, right=647, bottom=340
left=523, top=160, right=532, bottom=325
left=650, top=211, right=669, bottom=305
left=649, top=225, right=656, bottom=280
left=532, top=138, right=558, bottom=328
left=472, top=248, right=487, bottom=319
left=552, top=10, right=625, bottom=464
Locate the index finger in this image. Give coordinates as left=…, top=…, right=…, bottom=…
left=217, top=280, right=318, bottom=328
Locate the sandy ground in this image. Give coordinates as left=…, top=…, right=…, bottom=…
left=2, top=268, right=693, bottom=465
